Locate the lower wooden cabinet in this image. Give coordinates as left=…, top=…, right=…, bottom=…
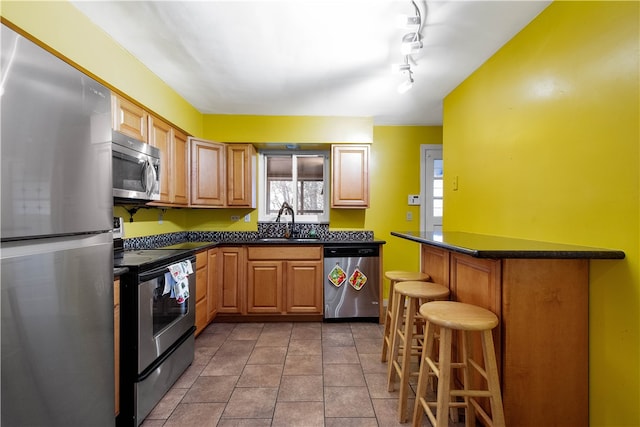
left=194, top=250, right=209, bottom=335
left=113, top=277, right=120, bottom=416
left=218, top=246, right=245, bottom=314
left=207, top=248, right=219, bottom=321
left=246, top=246, right=323, bottom=315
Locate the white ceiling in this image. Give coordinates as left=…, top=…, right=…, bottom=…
left=71, top=0, right=550, bottom=126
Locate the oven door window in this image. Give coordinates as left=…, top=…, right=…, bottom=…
left=152, top=276, right=188, bottom=336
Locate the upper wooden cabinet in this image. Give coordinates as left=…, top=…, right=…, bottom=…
left=190, top=138, right=226, bottom=207
left=189, top=137, right=256, bottom=208
left=227, top=144, right=256, bottom=207
left=331, top=144, right=370, bottom=208
left=148, top=115, right=189, bottom=206
left=112, top=94, right=148, bottom=142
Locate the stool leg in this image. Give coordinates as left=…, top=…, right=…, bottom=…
left=381, top=280, right=396, bottom=362
left=461, top=330, right=474, bottom=427
left=387, top=292, right=405, bottom=391
left=436, top=327, right=452, bottom=427
left=397, top=297, right=417, bottom=423
left=481, top=330, right=506, bottom=427
left=412, top=319, right=436, bottom=427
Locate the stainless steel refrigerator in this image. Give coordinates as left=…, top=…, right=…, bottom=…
left=1, top=24, right=115, bottom=426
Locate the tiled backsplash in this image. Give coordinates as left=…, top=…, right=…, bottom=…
left=123, top=224, right=375, bottom=250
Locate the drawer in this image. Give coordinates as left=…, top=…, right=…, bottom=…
left=247, top=245, right=322, bottom=260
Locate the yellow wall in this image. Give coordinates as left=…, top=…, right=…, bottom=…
left=443, top=2, right=639, bottom=425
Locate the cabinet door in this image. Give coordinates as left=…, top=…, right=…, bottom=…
left=190, top=138, right=226, bottom=206
left=148, top=115, right=173, bottom=204
left=218, top=247, right=245, bottom=314
left=112, top=94, right=148, bottom=142
left=226, top=144, right=256, bottom=207
left=331, top=144, right=369, bottom=208
left=207, top=248, right=218, bottom=322
left=421, top=245, right=450, bottom=287
left=247, top=261, right=284, bottom=314
left=172, top=129, right=189, bottom=206
left=194, top=251, right=208, bottom=335
left=285, top=260, right=323, bottom=314
left=113, top=277, right=120, bottom=416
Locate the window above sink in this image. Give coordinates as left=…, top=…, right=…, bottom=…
left=258, top=150, right=330, bottom=224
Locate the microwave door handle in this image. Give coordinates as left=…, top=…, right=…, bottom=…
left=142, top=159, right=157, bottom=196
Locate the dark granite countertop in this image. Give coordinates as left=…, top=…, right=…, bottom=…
left=160, top=239, right=386, bottom=251
left=113, top=267, right=129, bottom=277
left=391, top=231, right=625, bottom=259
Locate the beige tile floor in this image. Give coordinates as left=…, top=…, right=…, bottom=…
left=140, top=321, right=449, bottom=427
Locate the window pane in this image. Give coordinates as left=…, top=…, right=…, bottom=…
left=433, top=199, right=443, bottom=217
left=298, top=181, right=324, bottom=214
left=433, top=179, right=443, bottom=198
left=267, top=155, right=292, bottom=178
left=268, top=180, right=294, bottom=213
left=297, top=156, right=324, bottom=180
left=433, top=159, right=443, bottom=178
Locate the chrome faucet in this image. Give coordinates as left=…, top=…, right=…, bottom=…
left=275, top=201, right=295, bottom=238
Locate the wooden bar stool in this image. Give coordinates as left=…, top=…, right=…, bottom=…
left=413, top=301, right=505, bottom=427
left=381, top=270, right=431, bottom=363
left=387, top=281, right=450, bottom=423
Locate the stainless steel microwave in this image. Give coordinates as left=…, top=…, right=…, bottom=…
left=112, top=130, right=161, bottom=202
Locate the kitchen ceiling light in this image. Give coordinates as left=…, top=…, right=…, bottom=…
left=397, top=77, right=414, bottom=94
left=391, top=62, right=411, bottom=73
left=401, top=39, right=423, bottom=55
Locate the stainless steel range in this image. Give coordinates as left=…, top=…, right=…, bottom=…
left=115, top=248, right=196, bottom=427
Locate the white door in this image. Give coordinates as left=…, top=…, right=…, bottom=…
left=420, top=145, right=443, bottom=232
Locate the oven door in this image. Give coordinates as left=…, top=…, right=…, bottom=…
left=137, top=262, right=195, bottom=373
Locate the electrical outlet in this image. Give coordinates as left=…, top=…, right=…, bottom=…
left=230, top=215, right=240, bottom=221
left=406, top=211, right=413, bottom=221
left=244, top=213, right=251, bottom=222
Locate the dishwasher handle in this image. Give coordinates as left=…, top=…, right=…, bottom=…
left=324, top=245, right=379, bottom=258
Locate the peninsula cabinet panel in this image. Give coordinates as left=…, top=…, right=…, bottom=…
left=217, top=247, right=245, bottom=314
left=500, top=258, right=588, bottom=427
left=190, top=138, right=226, bottom=207
left=285, top=261, right=323, bottom=314
left=331, top=144, right=369, bottom=208
left=419, top=244, right=589, bottom=426
left=247, top=261, right=283, bottom=314
left=420, top=245, right=450, bottom=287
left=112, top=94, right=148, bottom=142
left=226, top=144, right=256, bottom=207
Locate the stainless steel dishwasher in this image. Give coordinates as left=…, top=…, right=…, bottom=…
left=323, top=244, right=380, bottom=321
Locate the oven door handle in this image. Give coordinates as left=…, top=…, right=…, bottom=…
left=138, top=256, right=196, bottom=282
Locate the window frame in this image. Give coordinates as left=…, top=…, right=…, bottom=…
left=258, top=150, right=330, bottom=224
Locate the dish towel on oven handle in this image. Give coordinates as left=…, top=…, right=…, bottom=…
left=163, top=260, right=193, bottom=304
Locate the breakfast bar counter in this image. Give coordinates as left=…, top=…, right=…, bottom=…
left=391, top=231, right=624, bottom=427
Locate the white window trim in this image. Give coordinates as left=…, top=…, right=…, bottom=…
left=258, top=150, right=330, bottom=224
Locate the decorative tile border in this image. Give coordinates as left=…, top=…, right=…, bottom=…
left=123, top=224, right=375, bottom=249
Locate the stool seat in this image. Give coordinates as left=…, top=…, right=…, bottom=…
left=394, top=281, right=450, bottom=300
left=388, top=280, right=450, bottom=423
left=420, top=301, right=498, bottom=331
left=381, top=270, right=431, bottom=364
left=385, top=270, right=430, bottom=282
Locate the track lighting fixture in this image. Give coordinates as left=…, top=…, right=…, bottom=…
left=391, top=1, right=426, bottom=94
